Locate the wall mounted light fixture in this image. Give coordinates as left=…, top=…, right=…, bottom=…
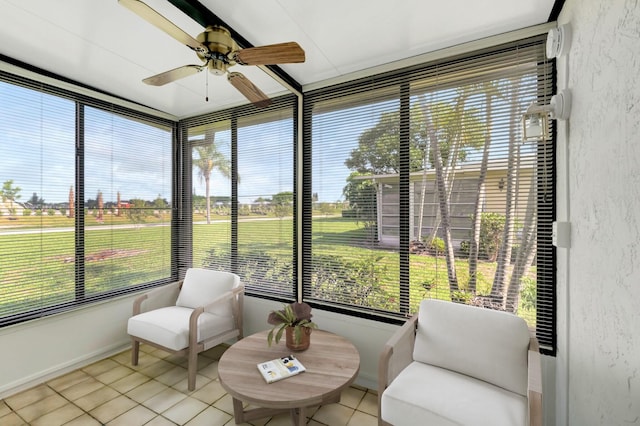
left=522, top=23, right=573, bottom=142
left=522, top=89, right=571, bottom=141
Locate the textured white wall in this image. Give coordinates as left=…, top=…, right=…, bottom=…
left=0, top=295, right=135, bottom=398
left=556, top=1, right=640, bottom=425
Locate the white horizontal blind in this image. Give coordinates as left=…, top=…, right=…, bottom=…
left=303, top=36, right=556, bottom=352
left=83, top=106, right=173, bottom=295
left=187, top=119, right=233, bottom=275
left=0, top=80, right=76, bottom=321
left=181, top=96, right=296, bottom=298
left=0, top=73, right=175, bottom=326
left=236, top=108, right=295, bottom=297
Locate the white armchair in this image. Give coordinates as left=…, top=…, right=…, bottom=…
left=378, top=299, right=542, bottom=426
left=127, top=268, right=244, bottom=390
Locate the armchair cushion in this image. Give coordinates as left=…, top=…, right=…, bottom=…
left=381, top=361, right=527, bottom=426
left=175, top=268, right=238, bottom=316
left=127, top=306, right=234, bottom=351
left=413, top=299, right=530, bottom=395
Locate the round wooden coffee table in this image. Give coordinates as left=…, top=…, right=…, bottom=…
left=218, top=329, right=360, bottom=426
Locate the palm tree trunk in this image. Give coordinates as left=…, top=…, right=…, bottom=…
left=420, top=103, right=459, bottom=294
left=205, top=176, right=211, bottom=225
left=490, top=78, right=521, bottom=306
left=505, top=172, right=538, bottom=312
left=468, top=91, right=493, bottom=293
left=416, top=154, right=430, bottom=242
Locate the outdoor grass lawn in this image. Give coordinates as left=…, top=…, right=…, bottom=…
left=1, top=214, right=536, bottom=325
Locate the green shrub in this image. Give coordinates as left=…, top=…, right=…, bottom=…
left=519, top=276, right=537, bottom=310
left=480, top=212, right=505, bottom=261
left=451, top=290, right=473, bottom=304
left=22, top=209, right=31, bottom=216
left=428, top=237, right=445, bottom=254
left=47, top=209, right=56, bottom=216
left=203, top=247, right=394, bottom=310
left=458, top=240, right=470, bottom=256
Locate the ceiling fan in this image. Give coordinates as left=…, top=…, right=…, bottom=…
left=119, top=0, right=305, bottom=108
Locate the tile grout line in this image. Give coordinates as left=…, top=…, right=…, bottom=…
left=1, top=345, right=378, bottom=426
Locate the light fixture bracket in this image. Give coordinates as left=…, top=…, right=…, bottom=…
left=549, top=90, right=571, bottom=120
left=522, top=89, right=571, bottom=141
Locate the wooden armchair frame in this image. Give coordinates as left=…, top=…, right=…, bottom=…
left=130, top=278, right=244, bottom=391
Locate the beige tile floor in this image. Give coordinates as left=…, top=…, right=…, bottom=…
left=0, top=344, right=378, bottom=425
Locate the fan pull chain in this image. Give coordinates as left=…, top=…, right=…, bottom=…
left=205, top=70, right=209, bottom=102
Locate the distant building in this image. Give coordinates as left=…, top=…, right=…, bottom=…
left=360, top=158, right=534, bottom=247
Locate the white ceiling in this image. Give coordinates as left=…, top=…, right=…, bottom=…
left=0, top=0, right=556, bottom=119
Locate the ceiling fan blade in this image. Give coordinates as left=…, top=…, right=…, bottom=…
left=227, top=72, right=272, bottom=108
left=118, top=0, right=206, bottom=52
left=143, top=65, right=204, bottom=86
left=235, top=42, right=305, bottom=65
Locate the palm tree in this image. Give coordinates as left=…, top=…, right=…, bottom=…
left=420, top=101, right=459, bottom=294
left=416, top=90, right=484, bottom=299
left=490, top=78, right=522, bottom=306
left=193, top=130, right=232, bottom=224
left=468, top=82, right=501, bottom=293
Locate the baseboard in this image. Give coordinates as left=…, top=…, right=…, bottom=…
left=0, top=341, right=130, bottom=399
left=354, top=371, right=377, bottom=392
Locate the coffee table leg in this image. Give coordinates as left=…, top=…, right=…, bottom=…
left=290, top=406, right=307, bottom=426
left=232, top=397, right=245, bottom=424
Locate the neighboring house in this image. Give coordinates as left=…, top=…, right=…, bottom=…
left=362, top=158, right=535, bottom=247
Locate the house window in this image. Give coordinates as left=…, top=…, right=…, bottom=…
left=303, top=35, right=556, bottom=353
left=0, top=74, right=175, bottom=326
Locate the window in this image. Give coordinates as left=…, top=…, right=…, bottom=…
left=182, top=97, right=296, bottom=299
left=83, top=106, right=173, bottom=294
left=1, top=35, right=555, bottom=353
left=0, top=80, right=76, bottom=320
left=304, top=36, right=556, bottom=353
left=0, top=74, right=175, bottom=326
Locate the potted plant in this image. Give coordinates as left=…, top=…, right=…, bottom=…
left=267, top=302, right=317, bottom=351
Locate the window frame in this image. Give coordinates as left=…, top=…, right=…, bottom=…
left=301, top=36, right=557, bottom=355
left=0, top=33, right=557, bottom=355
left=0, top=70, right=178, bottom=327
left=179, top=95, right=299, bottom=302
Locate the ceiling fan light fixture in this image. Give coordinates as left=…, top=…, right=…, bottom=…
left=208, top=58, right=228, bottom=76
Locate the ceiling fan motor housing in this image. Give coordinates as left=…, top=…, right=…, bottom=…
left=197, top=25, right=238, bottom=75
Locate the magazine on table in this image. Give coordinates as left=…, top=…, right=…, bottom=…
left=257, top=354, right=306, bottom=383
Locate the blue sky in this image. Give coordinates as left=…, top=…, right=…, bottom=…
left=1, top=81, right=359, bottom=205
left=0, top=81, right=172, bottom=205
left=2, top=78, right=537, bottom=206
